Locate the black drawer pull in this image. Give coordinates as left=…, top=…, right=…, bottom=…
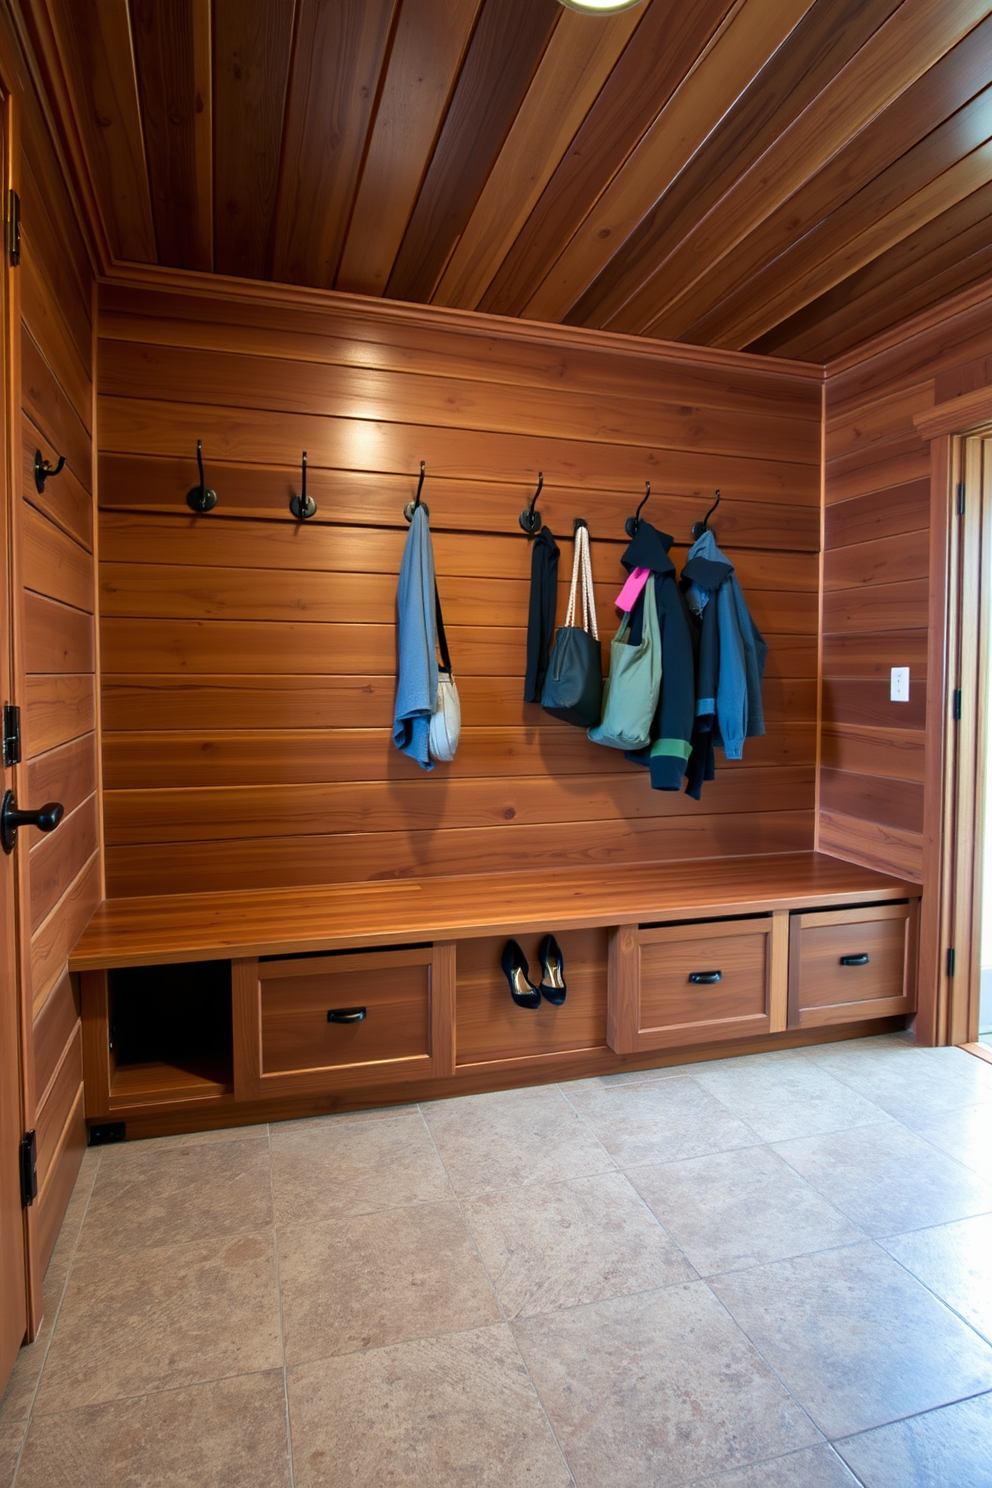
left=688, top=971, right=722, bottom=985
left=327, top=1007, right=367, bottom=1024
left=839, top=954, right=870, bottom=967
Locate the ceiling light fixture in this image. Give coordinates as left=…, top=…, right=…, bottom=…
left=558, top=0, right=647, bottom=12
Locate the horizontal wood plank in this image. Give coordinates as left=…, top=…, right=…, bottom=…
left=23, top=592, right=96, bottom=675
left=818, top=766, right=924, bottom=833
left=822, top=529, right=928, bottom=591
left=31, top=853, right=102, bottom=1017
left=819, top=724, right=925, bottom=782
left=21, top=500, right=94, bottom=614
left=818, top=809, right=923, bottom=883
left=23, top=679, right=96, bottom=757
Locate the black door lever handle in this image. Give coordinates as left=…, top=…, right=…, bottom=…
left=1, top=790, right=64, bottom=854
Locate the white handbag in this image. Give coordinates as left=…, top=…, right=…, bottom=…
left=428, top=583, right=461, bottom=762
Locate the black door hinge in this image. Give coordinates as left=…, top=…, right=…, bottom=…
left=2, top=704, right=20, bottom=767
left=7, top=190, right=19, bottom=266
left=953, top=689, right=962, bottom=721
left=947, top=947, right=956, bottom=978
left=957, top=482, right=965, bottom=516
left=19, top=1130, right=37, bottom=1207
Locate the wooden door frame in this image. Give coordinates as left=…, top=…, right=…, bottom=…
left=915, top=392, right=992, bottom=1047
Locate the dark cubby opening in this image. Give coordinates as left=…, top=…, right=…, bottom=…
left=109, top=960, right=233, bottom=1084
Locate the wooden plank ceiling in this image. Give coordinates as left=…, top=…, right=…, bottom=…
left=50, top=0, right=992, bottom=362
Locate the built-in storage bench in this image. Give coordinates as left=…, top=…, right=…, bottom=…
left=70, top=852, right=920, bottom=1140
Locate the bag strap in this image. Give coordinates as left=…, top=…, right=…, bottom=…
left=434, top=582, right=452, bottom=673
left=563, top=522, right=599, bottom=639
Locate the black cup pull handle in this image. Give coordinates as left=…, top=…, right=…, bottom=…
left=688, top=971, right=722, bottom=985
left=839, top=954, right=870, bottom=967
left=327, top=1007, right=367, bottom=1024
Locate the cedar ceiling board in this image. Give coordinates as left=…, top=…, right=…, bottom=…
left=31, top=854, right=101, bottom=1013
left=26, top=732, right=97, bottom=820
left=21, top=423, right=93, bottom=553
left=23, top=592, right=95, bottom=675
left=567, top=0, right=908, bottom=331
left=819, top=767, right=924, bottom=834
left=822, top=529, right=929, bottom=592
left=523, top=0, right=818, bottom=327
left=820, top=724, right=925, bottom=783
left=22, top=327, right=92, bottom=475
left=29, top=792, right=99, bottom=934
left=21, top=503, right=94, bottom=615
left=50, top=0, right=156, bottom=262
left=97, top=399, right=822, bottom=500
left=70, top=852, right=917, bottom=969
left=337, top=0, right=481, bottom=296
left=710, top=136, right=992, bottom=354
left=821, top=579, right=929, bottom=634
left=385, top=0, right=561, bottom=304
left=103, top=766, right=815, bottom=847
left=96, top=457, right=821, bottom=553
left=211, top=0, right=295, bottom=280
left=601, top=0, right=990, bottom=338
left=103, top=811, right=818, bottom=899
left=102, top=722, right=816, bottom=792
left=817, top=811, right=923, bottom=882
left=23, top=676, right=95, bottom=757
left=654, top=23, right=992, bottom=343
left=823, top=482, right=931, bottom=550
left=128, top=0, right=206, bottom=270
left=268, top=0, right=398, bottom=288
left=96, top=345, right=820, bottom=465
left=479, top=0, right=738, bottom=319
left=433, top=4, right=643, bottom=312
left=822, top=630, right=929, bottom=678
left=19, top=241, right=93, bottom=428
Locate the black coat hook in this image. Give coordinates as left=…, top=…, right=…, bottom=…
left=625, top=482, right=651, bottom=538
left=290, top=451, right=316, bottom=520
left=692, top=489, right=721, bottom=540
left=404, top=461, right=428, bottom=522
left=34, top=450, right=66, bottom=494
left=186, top=440, right=218, bottom=513
left=519, top=472, right=543, bottom=534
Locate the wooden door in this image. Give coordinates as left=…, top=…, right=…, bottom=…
left=0, top=88, right=27, bottom=1397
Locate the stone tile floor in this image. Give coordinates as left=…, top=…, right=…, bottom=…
left=2, top=1032, right=992, bottom=1486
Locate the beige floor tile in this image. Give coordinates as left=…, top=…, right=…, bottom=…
left=772, top=1122, right=992, bottom=1238
left=563, top=1075, right=761, bottom=1170
left=811, top=1050, right=992, bottom=1124
left=712, top=1242, right=992, bottom=1439
left=514, top=1282, right=819, bottom=1488
left=628, top=1146, right=863, bottom=1276
left=270, top=1110, right=452, bottom=1226
left=288, top=1324, right=572, bottom=1487
left=834, top=1392, right=992, bottom=1488
left=15, top=1370, right=292, bottom=1488
left=34, top=1232, right=282, bottom=1414
left=76, top=1136, right=272, bottom=1256
left=279, top=1200, right=500, bottom=1362
left=463, top=1170, right=696, bottom=1318
left=422, top=1085, right=615, bottom=1198
left=900, top=1099, right=992, bottom=1178
left=691, top=1055, right=890, bottom=1141
left=685, top=1444, right=859, bottom=1486
left=0, top=1419, right=25, bottom=1488
left=880, top=1213, right=992, bottom=1344
left=126, top=1123, right=269, bottom=1151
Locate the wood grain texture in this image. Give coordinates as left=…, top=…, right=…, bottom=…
left=457, top=929, right=607, bottom=1065
left=21, top=501, right=94, bottom=614
left=23, top=422, right=93, bottom=553
left=29, top=794, right=100, bottom=934
left=33, top=970, right=80, bottom=1110
left=22, top=676, right=95, bottom=756
left=818, top=809, right=924, bottom=882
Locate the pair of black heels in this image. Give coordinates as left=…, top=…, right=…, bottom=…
left=500, top=936, right=566, bottom=1009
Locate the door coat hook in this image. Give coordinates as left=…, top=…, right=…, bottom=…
left=186, top=440, right=218, bottom=513
left=290, top=451, right=316, bottom=520
left=692, top=489, right=721, bottom=540
left=34, top=450, right=66, bottom=494
left=519, top=472, right=543, bottom=534
left=625, top=482, right=651, bottom=538
left=404, top=461, right=428, bottom=521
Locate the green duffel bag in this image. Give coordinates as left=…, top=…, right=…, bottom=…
left=588, top=573, right=661, bottom=750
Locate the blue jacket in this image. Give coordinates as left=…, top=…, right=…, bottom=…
left=681, top=529, right=766, bottom=763
left=392, top=506, right=438, bottom=770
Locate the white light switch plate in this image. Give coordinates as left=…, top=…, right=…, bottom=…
left=890, top=666, right=910, bottom=702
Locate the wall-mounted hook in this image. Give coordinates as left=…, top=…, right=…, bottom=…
left=519, top=472, right=543, bottom=534
left=624, top=482, right=651, bottom=538
left=404, top=461, right=428, bottom=522
left=34, top=450, right=66, bottom=494
left=691, top=489, right=721, bottom=540
left=186, top=440, right=218, bottom=513
left=290, top=451, right=317, bottom=520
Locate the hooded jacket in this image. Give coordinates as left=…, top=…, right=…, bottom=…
left=681, top=528, right=767, bottom=767
left=620, top=520, right=695, bottom=791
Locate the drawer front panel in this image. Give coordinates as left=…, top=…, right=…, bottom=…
left=261, top=960, right=430, bottom=1075
left=790, top=903, right=916, bottom=1029
left=635, top=921, right=772, bottom=1051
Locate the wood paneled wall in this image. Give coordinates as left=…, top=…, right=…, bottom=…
left=15, top=57, right=98, bottom=1274
left=821, top=277, right=992, bottom=882
left=95, top=278, right=821, bottom=897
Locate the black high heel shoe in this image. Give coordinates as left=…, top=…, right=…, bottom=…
left=500, top=939, right=541, bottom=1009
left=538, top=934, right=567, bottom=1006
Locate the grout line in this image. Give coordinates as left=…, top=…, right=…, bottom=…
left=267, top=1124, right=296, bottom=1488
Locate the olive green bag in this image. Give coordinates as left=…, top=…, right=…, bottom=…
left=588, top=573, right=661, bottom=750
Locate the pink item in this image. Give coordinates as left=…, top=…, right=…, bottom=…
left=614, top=566, right=650, bottom=612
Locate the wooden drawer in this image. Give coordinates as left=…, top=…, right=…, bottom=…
left=608, top=914, right=789, bottom=1054
left=788, top=902, right=917, bottom=1029
left=232, top=944, right=455, bottom=1100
